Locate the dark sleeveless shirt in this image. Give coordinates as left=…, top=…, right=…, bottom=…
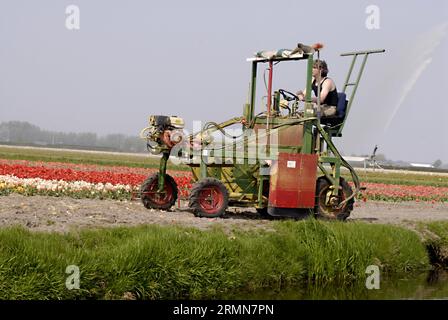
left=312, top=77, right=339, bottom=106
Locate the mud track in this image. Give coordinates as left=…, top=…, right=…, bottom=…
left=0, top=194, right=447, bottom=233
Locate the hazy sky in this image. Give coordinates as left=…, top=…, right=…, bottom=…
left=0, top=0, right=447, bottom=163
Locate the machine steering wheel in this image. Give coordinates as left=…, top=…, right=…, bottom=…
left=278, top=89, right=300, bottom=102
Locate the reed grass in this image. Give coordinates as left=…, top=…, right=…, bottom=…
left=0, top=219, right=430, bottom=299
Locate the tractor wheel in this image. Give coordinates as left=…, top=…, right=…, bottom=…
left=315, top=177, right=354, bottom=221
left=189, top=178, right=229, bottom=218
left=140, top=173, right=178, bottom=210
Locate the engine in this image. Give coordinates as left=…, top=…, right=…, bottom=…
left=141, top=115, right=185, bottom=154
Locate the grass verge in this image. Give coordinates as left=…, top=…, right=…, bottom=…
left=0, top=219, right=430, bottom=299
left=417, top=221, right=448, bottom=267
left=0, top=146, right=189, bottom=171
left=343, top=170, right=448, bottom=188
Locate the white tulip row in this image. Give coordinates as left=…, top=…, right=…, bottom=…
left=0, top=174, right=136, bottom=194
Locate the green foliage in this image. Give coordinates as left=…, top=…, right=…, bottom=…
left=418, top=221, right=448, bottom=267
left=0, top=220, right=430, bottom=299
left=0, top=121, right=145, bottom=153
left=432, top=159, right=443, bottom=168
left=0, top=146, right=189, bottom=171
left=343, top=170, right=448, bottom=188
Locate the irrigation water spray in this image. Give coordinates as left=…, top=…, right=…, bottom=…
left=383, top=22, right=448, bottom=133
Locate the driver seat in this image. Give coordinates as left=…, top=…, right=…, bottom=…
left=320, top=92, right=348, bottom=136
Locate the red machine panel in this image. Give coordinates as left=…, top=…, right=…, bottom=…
left=268, top=153, right=318, bottom=208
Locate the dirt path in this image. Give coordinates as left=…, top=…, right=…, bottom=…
left=0, top=194, right=447, bottom=233
left=349, top=201, right=448, bottom=225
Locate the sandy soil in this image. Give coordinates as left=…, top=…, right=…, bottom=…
left=0, top=194, right=447, bottom=233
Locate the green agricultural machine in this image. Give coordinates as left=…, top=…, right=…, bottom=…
left=140, top=43, right=384, bottom=220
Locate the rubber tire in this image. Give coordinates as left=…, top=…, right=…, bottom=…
left=140, top=173, right=178, bottom=210
left=189, top=178, right=229, bottom=218
left=315, top=177, right=354, bottom=221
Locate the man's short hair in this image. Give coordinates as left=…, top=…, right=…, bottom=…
left=313, top=59, right=328, bottom=77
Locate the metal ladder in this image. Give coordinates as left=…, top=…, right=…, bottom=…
left=336, top=49, right=385, bottom=136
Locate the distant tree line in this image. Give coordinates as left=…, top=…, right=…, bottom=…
left=0, top=121, right=147, bottom=153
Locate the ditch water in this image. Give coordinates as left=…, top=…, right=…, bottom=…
left=223, top=270, right=448, bottom=300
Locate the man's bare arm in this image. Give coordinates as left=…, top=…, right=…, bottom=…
left=317, top=80, right=332, bottom=103
left=297, top=79, right=334, bottom=102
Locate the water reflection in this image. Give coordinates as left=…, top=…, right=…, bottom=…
left=221, top=270, right=448, bottom=300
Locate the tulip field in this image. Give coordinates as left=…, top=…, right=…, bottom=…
left=0, top=145, right=447, bottom=203
left=0, top=152, right=447, bottom=203
left=0, top=159, right=192, bottom=200
left=356, top=182, right=448, bottom=202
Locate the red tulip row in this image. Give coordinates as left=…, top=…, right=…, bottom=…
left=0, top=163, right=192, bottom=197
left=351, top=182, right=448, bottom=202
left=0, top=163, right=149, bottom=185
